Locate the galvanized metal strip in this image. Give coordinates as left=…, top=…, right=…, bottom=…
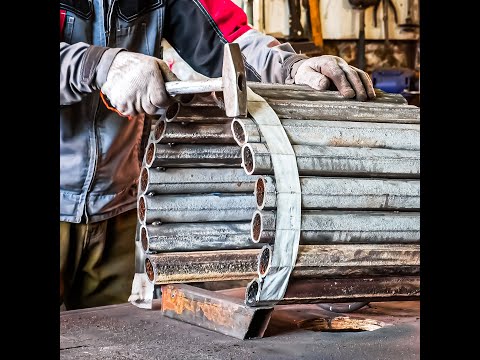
left=128, top=223, right=155, bottom=309
left=245, top=87, right=301, bottom=306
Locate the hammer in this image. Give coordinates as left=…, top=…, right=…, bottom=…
left=163, top=43, right=247, bottom=117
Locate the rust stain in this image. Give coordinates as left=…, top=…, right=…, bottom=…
left=162, top=286, right=195, bottom=314
left=298, top=315, right=387, bottom=332
left=162, top=286, right=237, bottom=328
left=328, top=137, right=382, bottom=148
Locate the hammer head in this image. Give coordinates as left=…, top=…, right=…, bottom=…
left=222, top=43, right=247, bottom=117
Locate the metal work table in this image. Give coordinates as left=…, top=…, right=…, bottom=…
left=60, top=299, right=419, bottom=359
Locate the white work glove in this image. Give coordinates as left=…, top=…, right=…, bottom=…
left=293, top=55, right=376, bottom=101
left=100, top=51, right=175, bottom=117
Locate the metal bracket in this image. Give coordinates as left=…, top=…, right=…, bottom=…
left=161, top=284, right=274, bottom=339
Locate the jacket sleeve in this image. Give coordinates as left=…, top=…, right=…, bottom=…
left=163, top=0, right=307, bottom=83
left=60, top=42, right=123, bottom=105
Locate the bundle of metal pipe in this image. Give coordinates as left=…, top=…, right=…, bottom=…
left=135, top=83, right=420, bottom=307
left=137, top=104, right=259, bottom=261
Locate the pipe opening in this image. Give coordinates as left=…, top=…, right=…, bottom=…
left=255, top=178, right=265, bottom=208
left=246, top=280, right=259, bottom=306
left=258, top=246, right=271, bottom=277
left=145, top=258, right=155, bottom=282
left=251, top=212, right=261, bottom=243
left=145, top=142, right=155, bottom=167
left=231, top=119, right=245, bottom=145
left=166, top=102, right=180, bottom=122
left=243, top=145, right=254, bottom=174
left=179, top=94, right=195, bottom=105
left=140, top=226, right=148, bottom=252
left=139, top=167, right=149, bottom=194
left=138, top=196, right=146, bottom=223
left=153, top=119, right=166, bottom=142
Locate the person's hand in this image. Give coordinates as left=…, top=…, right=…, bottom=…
left=293, top=55, right=376, bottom=101
left=100, top=51, right=175, bottom=117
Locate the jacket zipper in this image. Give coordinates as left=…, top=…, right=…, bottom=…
left=105, top=0, right=117, bottom=44
left=83, top=0, right=117, bottom=223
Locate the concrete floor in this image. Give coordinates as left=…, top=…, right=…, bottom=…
left=60, top=300, right=419, bottom=360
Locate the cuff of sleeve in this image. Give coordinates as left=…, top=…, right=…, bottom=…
left=94, top=47, right=127, bottom=88
left=284, top=56, right=308, bottom=85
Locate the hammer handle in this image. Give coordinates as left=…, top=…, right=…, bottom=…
left=165, top=77, right=223, bottom=95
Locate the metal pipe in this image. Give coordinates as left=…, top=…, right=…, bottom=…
left=169, top=94, right=418, bottom=124
left=245, top=82, right=408, bottom=104
left=137, top=193, right=257, bottom=224
left=264, top=98, right=419, bottom=123
left=152, top=118, right=236, bottom=144
left=232, top=117, right=420, bottom=150
left=251, top=210, right=420, bottom=244
left=145, top=249, right=260, bottom=284
left=245, top=276, right=420, bottom=306
left=145, top=244, right=419, bottom=284
left=255, top=176, right=420, bottom=210
left=141, top=222, right=263, bottom=253
left=171, top=103, right=229, bottom=122
left=145, top=142, right=242, bottom=168
left=242, top=143, right=420, bottom=178
left=139, top=167, right=257, bottom=195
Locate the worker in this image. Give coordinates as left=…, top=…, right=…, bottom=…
left=60, top=0, right=376, bottom=310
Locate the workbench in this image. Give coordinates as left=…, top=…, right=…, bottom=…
left=60, top=299, right=419, bottom=359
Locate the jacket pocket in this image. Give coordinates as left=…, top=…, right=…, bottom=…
left=60, top=0, right=93, bottom=44
left=114, top=1, right=164, bottom=57
left=117, top=0, right=163, bottom=22
left=60, top=0, right=92, bottom=20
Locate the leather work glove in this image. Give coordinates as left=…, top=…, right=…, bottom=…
left=99, top=51, right=176, bottom=117
left=293, top=55, right=376, bottom=101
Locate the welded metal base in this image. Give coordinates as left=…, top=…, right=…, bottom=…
left=161, top=284, right=273, bottom=339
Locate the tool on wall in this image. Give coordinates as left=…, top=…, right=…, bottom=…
left=398, top=0, right=419, bottom=33
left=372, top=0, right=399, bottom=62
left=286, top=0, right=307, bottom=41
left=373, top=0, right=398, bottom=29
left=308, top=0, right=324, bottom=48
left=348, top=0, right=379, bottom=71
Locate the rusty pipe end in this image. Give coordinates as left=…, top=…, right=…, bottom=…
left=165, top=102, right=180, bottom=122
left=137, top=195, right=147, bottom=224
left=255, top=177, right=265, bottom=209
left=231, top=118, right=246, bottom=146
left=250, top=210, right=262, bottom=243
left=139, top=167, right=149, bottom=195
left=144, top=142, right=156, bottom=168
left=245, top=278, right=260, bottom=306
left=140, top=225, right=149, bottom=253
left=145, top=257, right=155, bottom=283
left=241, top=144, right=255, bottom=175
left=257, top=245, right=272, bottom=278
left=153, top=119, right=167, bottom=143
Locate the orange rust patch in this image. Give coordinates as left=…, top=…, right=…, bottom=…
left=328, top=137, right=381, bottom=148
left=162, top=286, right=238, bottom=328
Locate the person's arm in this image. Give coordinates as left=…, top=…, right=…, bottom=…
left=163, top=0, right=305, bottom=84
left=60, top=42, right=122, bottom=105
left=163, top=0, right=374, bottom=100
left=60, top=42, right=174, bottom=116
